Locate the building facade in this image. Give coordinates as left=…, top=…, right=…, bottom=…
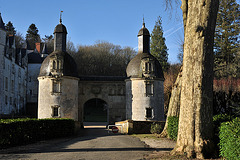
left=0, top=14, right=28, bottom=116
left=126, top=22, right=165, bottom=121
left=1, top=12, right=165, bottom=123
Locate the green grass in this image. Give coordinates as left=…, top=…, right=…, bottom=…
left=131, top=134, right=161, bottom=140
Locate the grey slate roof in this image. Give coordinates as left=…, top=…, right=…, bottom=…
left=54, top=23, right=67, bottom=34
left=137, top=23, right=150, bottom=36
left=28, top=52, right=43, bottom=63
left=0, top=13, right=5, bottom=30
left=39, top=51, right=78, bottom=77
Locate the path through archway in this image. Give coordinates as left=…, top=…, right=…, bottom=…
left=83, top=98, right=108, bottom=123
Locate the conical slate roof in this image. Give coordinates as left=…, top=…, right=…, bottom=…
left=126, top=52, right=164, bottom=79
left=0, top=13, right=6, bottom=30
left=137, top=23, right=150, bottom=36
left=54, top=23, right=67, bottom=34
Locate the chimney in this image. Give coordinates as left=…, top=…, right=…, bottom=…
left=35, top=42, right=42, bottom=53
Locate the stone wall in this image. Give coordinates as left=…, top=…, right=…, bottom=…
left=38, top=76, right=79, bottom=121
left=78, top=80, right=126, bottom=125
left=126, top=78, right=165, bottom=121
left=115, top=120, right=165, bottom=134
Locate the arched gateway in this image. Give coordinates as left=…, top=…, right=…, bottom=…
left=84, top=98, right=108, bottom=122
left=78, top=76, right=126, bottom=126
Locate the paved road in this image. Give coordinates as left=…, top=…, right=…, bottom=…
left=0, top=122, right=153, bottom=160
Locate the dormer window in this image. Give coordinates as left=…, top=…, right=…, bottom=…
left=142, top=58, right=155, bottom=77
left=50, top=55, right=63, bottom=77
left=145, top=62, right=153, bottom=73
left=53, top=60, right=56, bottom=69
left=52, top=60, right=62, bottom=71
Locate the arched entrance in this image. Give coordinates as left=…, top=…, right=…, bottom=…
left=83, top=98, right=108, bottom=122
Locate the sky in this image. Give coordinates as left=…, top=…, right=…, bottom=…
left=0, top=0, right=184, bottom=64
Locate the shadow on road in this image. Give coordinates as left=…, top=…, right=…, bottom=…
left=0, top=122, right=171, bottom=157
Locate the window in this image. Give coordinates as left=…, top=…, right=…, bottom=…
left=29, top=76, right=31, bottom=82
left=51, top=106, right=60, bottom=117
left=53, top=60, right=56, bottom=69
left=3, top=58, right=5, bottom=69
left=12, top=64, right=15, bottom=74
left=51, top=60, right=62, bottom=71
left=30, top=89, right=32, bottom=95
left=18, top=83, right=21, bottom=94
left=57, top=60, right=60, bottom=69
left=18, top=68, right=21, bottom=77
left=146, top=108, right=153, bottom=119
left=53, top=108, right=58, bottom=117
left=4, top=77, right=7, bottom=90
left=52, top=80, right=61, bottom=93
left=10, top=97, right=12, bottom=105
left=11, top=80, right=14, bottom=92
left=145, top=81, right=153, bottom=96
left=5, top=96, right=7, bottom=104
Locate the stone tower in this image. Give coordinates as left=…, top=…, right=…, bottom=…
left=126, top=21, right=165, bottom=121
left=38, top=18, right=79, bottom=121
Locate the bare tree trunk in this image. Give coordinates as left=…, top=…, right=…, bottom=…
left=171, top=0, right=219, bottom=158
left=160, top=67, right=182, bottom=138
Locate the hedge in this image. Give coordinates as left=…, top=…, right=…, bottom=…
left=0, top=118, right=75, bottom=148
left=167, top=116, right=179, bottom=140
left=219, top=117, right=240, bottom=160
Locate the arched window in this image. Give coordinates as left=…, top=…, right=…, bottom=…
left=53, top=60, right=56, bottom=69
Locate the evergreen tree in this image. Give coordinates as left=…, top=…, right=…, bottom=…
left=26, top=23, right=40, bottom=50
left=5, top=21, right=16, bottom=35
left=214, top=0, right=240, bottom=78
left=150, top=16, right=169, bottom=72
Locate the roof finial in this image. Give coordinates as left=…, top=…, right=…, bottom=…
left=142, top=15, right=145, bottom=28
left=60, top=11, right=63, bottom=24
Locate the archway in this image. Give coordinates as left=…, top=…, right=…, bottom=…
left=83, top=98, right=108, bottom=122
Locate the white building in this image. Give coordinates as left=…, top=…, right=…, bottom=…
left=38, top=19, right=79, bottom=121
left=126, top=22, right=165, bottom=121
left=0, top=13, right=27, bottom=116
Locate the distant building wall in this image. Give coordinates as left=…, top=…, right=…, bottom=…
left=27, top=63, right=41, bottom=103
left=0, top=26, right=27, bottom=116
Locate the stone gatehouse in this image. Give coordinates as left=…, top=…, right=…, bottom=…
left=38, top=17, right=165, bottom=126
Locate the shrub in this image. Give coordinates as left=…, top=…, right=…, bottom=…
left=212, top=114, right=234, bottom=156
left=167, top=116, right=179, bottom=140
left=150, top=123, right=163, bottom=134
left=219, top=117, right=240, bottom=160
left=0, top=118, right=75, bottom=148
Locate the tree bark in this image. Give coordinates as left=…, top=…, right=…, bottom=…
left=160, top=67, right=182, bottom=138
left=171, top=0, right=219, bottom=158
